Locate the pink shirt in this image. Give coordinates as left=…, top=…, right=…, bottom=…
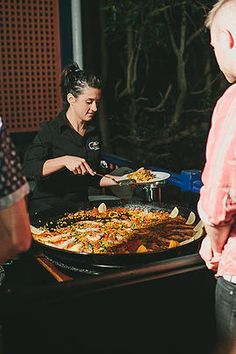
left=197, top=83, right=236, bottom=276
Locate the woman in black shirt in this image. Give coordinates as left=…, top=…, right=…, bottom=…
left=23, top=63, right=120, bottom=216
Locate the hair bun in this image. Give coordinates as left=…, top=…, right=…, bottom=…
left=67, top=62, right=80, bottom=75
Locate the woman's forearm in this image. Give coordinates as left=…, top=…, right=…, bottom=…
left=42, top=156, right=66, bottom=176
left=42, top=155, right=95, bottom=176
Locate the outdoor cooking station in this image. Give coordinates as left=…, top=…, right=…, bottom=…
left=0, top=157, right=217, bottom=354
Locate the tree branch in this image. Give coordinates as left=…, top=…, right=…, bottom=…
left=145, top=84, right=172, bottom=112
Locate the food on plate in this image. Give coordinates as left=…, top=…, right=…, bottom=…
left=127, top=167, right=155, bottom=183
left=31, top=204, right=200, bottom=254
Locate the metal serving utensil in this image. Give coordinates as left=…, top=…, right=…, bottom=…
left=95, top=173, right=136, bottom=186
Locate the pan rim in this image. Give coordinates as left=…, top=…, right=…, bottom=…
left=31, top=200, right=202, bottom=259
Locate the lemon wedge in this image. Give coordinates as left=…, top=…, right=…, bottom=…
left=98, top=202, right=107, bottom=213
left=30, top=225, right=45, bottom=235
left=180, top=226, right=205, bottom=246
left=169, top=207, right=179, bottom=218
left=68, top=244, right=81, bottom=252
left=193, top=227, right=204, bottom=240
left=136, top=244, right=147, bottom=253
left=185, top=211, right=196, bottom=225
left=168, top=240, right=180, bottom=248
left=193, top=219, right=203, bottom=232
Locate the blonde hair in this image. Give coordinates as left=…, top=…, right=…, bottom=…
left=205, top=0, right=232, bottom=28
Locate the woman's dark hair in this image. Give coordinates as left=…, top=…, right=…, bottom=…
left=61, top=62, right=102, bottom=108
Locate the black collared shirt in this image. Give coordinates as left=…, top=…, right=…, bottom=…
left=23, top=111, right=102, bottom=216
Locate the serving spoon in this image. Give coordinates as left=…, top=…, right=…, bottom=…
left=95, top=173, right=136, bottom=186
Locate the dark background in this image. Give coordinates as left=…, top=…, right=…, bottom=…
left=12, top=0, right=228, bottom=175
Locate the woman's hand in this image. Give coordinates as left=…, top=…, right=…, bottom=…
left=63, top=156, right=95, bottom=175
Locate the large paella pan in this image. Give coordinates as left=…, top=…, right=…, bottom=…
left=30, top=200, right=204, bottom=268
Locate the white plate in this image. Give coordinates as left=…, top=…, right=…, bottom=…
left=119, top=171, right=170, bottom=185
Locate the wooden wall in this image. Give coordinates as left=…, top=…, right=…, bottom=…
left=0, top=0, right=62, bottom=132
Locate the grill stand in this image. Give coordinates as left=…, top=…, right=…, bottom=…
left=142, top=180, right=167, bottom=202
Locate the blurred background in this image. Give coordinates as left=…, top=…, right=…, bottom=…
left=0, top=0, right=227, bottom=172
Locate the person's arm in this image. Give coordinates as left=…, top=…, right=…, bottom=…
left=99, top=174, right=121, bottom=187
left=42, top=155, right=95, bottom=176
left=24, top=124, right=96, bottom=178
left=198, top=223, right=232, bottom=271
left=0, top=118, right=32, bottom=264
left=198, top=195, right=233, bottom=271
left=23, top=125, right=53, bottom=180
left=204, top=223, right=232, bottom=254
left=197, top=94, right=236, bottom=271
left=0, top=198, right=31, bottom=265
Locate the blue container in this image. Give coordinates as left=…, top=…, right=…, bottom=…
left=180, top=170, right=202, bottom=193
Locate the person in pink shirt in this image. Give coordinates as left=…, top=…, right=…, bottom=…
left=198, top=0, right=236, bottom=350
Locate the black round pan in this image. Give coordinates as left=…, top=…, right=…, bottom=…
left=30, top=200, right=204, bottom=268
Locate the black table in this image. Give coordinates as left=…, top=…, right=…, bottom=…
left=0, top=251, right=216, bottom=354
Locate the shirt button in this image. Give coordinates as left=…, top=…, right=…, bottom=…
left=230, top=291, right=234, bottom=295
